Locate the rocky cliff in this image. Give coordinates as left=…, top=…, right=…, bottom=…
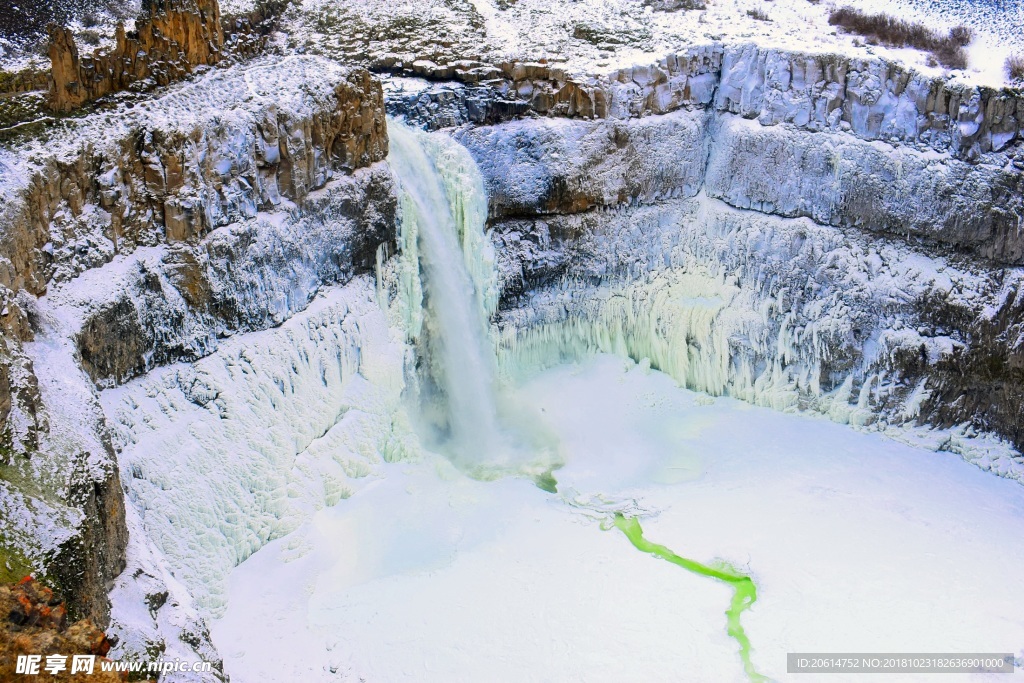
left=390, top=41, right=1024, bottom=263
left=1, top=3, right=1023, bottom=674
left=446, top=67, right=1023, bottom=473
left=2, top=56, right=387, bottom=298
left=0, top=578, right=122, bottom=683
left=49, top=0, right=225, bottom=112
left=0, top=54, right=391, bottom=663
left=392, top=44, right=1023, bottom=155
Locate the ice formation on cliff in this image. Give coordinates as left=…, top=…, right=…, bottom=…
left=101, top=279, right=412, bottom=614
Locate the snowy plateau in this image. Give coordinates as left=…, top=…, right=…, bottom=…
left=0, top=0, right=1023, bottom=681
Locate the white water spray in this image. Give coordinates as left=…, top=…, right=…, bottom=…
left=386, top=121, right=504, bottom=462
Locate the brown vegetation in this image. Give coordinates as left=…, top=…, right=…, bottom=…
left=949, top=24, right=973, bottom=46
left=828, top=7, right=968, bottom=69
left=1007, top=54, right=1024, bottom=81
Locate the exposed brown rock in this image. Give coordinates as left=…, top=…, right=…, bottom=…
left=73, top=161, right=397, bottom=387
left=1, top=58, right=388, bottom=297
left=55, top=462, right=128, bottom=630
left=0, top=285, right=128, bottom=626
left=48, top=0, right=224, bottom=112
left=0, top=578, right=124, bottom=683
left=0, top=69, right=50, bottom=96
left=385, top=45, right=1023, bottom=162
left=0, top=58, right=383, bottom=639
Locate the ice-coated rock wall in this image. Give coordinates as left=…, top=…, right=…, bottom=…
left=705, top=117, right=1024, bottom=263
left=0, top=53, right=393, bottom=640
left=710, top=46, right=1022, bottom=157
left=457, top=105, right=1022, bottom=269
left=458, top=103, right=1024, bottom=470
left=390, top=43, right=1024, bottom=161
left=455, top=110, right=709, bottom=217
left=101, top=278, right=413, bottom=615
left=54, top=162, right=395, bottom=387
left=0, top=296, right=127, bottom=625
left=493, top=196, right=1022, bottom=480
left=0, top=26, right=1020, bottom=675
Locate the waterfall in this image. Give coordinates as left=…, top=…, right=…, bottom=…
left=386, top=121, right=505, bottom=464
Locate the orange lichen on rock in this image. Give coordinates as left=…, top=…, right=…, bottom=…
left=0, top=578, right=125, bottom=682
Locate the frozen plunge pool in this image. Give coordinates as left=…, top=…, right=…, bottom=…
left=209, top=354, right=1024, bottom=683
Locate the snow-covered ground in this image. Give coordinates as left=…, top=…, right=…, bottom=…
left=5, top=0, right=1021, bottom=88
left=211, top=354, right=1024, bottom=682
left=290, top=0, right=1024, bottom=86
left=851, top=0, right=1024, bottom=83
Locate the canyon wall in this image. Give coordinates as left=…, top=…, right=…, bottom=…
left=0, top=32, right=1022, bottom=673
left=0, top=54, right=391, bottom=657
left=450, top=73, right=1023, bottom=470
left=2, top=57, right=387, bottom=297
left=394, top=44, right=1024, bottom=160
left=49, top=0, right=225, bottom=112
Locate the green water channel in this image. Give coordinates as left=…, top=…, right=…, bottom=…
left=612, top=514, right=768, bottom=682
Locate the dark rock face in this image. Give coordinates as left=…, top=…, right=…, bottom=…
left=73, top=163, right=398, bottom=387
left=1, top=58, right=389, bottom=297
left=54, top=462, right=128, bottom=628
left=78, top=300, right=149, bottom=386
left=919, top=286, right=1024, bottom=449
left=384, top=81, right=532, bottom=131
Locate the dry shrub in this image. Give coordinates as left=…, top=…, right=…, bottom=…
left=949, top=25, right=973, bottom=46
left=1007, top=54, right=1024, bottom=81
left=746, top=7, right=771, bottom=21
left=932, top=42, right=967, bottom=69
left=828, top=7, right=968, bottom=69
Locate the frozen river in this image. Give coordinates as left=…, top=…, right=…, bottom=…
left=212, top=354, right=1024, bottom=682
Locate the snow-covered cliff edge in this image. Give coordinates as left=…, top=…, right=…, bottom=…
left=450, top=89, right=1023, bottom=475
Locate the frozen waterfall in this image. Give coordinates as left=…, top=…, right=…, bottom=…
left=386, top=121, right=506, bottom=465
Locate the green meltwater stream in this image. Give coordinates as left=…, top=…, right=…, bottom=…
left=611, top=514, right=767, bottom=682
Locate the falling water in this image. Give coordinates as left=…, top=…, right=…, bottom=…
left=386, top=121, right=504, bottom=463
